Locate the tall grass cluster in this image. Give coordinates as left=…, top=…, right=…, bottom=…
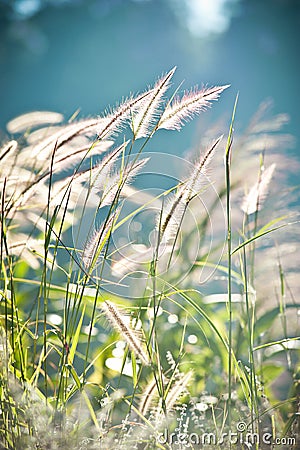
left=0, top=68, right=299, bottom=449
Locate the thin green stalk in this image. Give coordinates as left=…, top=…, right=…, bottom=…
left=42, top=144, right=58, bottom=400
left=3, top=203, right=26, bottom=385
left=242, top=244, right=259, bottom=434
left=277, top=256, right=291, bottom=369
left=225, top=93, right=238, bottom=435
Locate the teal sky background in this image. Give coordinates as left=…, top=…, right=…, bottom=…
left=0, top=0, right=299, bottom=158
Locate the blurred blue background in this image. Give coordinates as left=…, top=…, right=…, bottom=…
left=0, top=0, right=299, bottom=157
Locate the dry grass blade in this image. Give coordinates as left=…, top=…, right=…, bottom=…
left=0, top=140, right=18, bottom=162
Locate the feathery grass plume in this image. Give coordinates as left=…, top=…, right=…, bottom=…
left=96, top=89, right=154, bottom=140
left=75, top=140, right=130, bottom=202
left=59, top=140, right=128, bottom=192
left=184, top=135, right=223, bottom=202
left=10, top=90, right=151, bottom=171
left=96, top=157, right=149, bottom=207
left=158, top=190, right=186, bottom=246
left=25, top=125, right=62, bottom=145
left=46, top=141, right=129, bottom=209
left=158, top=136, right=222, bottom=245
left=243, top=133, right=295, bottom=153
left=250, top=113, right=290, bottom=133
left=165, top=350, right=180, bottom=374
left=101, top=300, right=150, bottom=366
left=81, top=212, right=117, bottom=270
left=131, top=67, right=176, bottom=139
left=165, top=370, right=193, bottom=413
left=240, top=100, right=295, bottom=154
left=1, top=168, right=46, bottom=218
left=157, top=84, right=230, bottom=131
left=241, top=163, right=276, bottom=215
left=6, top=111, right=64, bottom=134
left=84, top=141, right=129, bottom=182
left=138, top=378, right=159, bottom=417
left=154, top=370, right=193, bottom=423
left=51, top=140, right=113, bottom=173
left=246, top=99, right=290, bottom=134
left=31, top=117, right=107, bottom=159
left=139, top=375, right=169, bottom=417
